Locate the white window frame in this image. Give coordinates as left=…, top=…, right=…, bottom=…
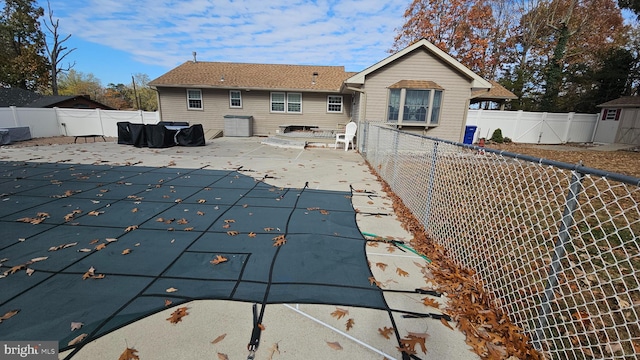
left=386, top=87, right=443, bottom=126
left=271, top=92, right=286, bottom=113
left=186, top=89, right=203, bottom=110
left=270, top=92, right=302, bottom=114
left=327, top=95, right=343, bottom=113
left=229, top=90, right=242, bottom=108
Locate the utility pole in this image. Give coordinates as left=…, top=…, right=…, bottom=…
left=132, top=75, right=142, bottom=110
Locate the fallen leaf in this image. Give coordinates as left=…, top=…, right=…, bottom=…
left=68, top=333, right=87, bottom=346
left=118, top=347, right=140, bottom=360
left=266, top=342, right=280, bottom=360
left=77, top=248, right=92, bottom=253
left=248, top=232, right=257, bottom=238
left=176, top=218, right=188, bottom=225
left=399, top=334, right=427, bottom=354
left=198, top=199, right=206, bottom=204
left=376, top=262, right=388, bottom=271
left=0, top=309, right=20, bottom=323
left=345, top=318, right=355, bottom=331
left=131, top=208, right=138, bottom=213
left=272, top=234, right=287, bottom=247
left=440, top=318, right=454, bottom=330
left=326, top=341, right=343, bottom=350
left=164, top=299, right=173, bottom=307
left=422, top=297, right=440, bottom=309
left=122, top=249, right=131, bottom=255
left=166, top=287, right=178, bottom=293
left=264, top=227, right=275, bottom=232
left=184, top=227, right=194, bottom=231
left=166, top=307, right=189, bottom=324
left=368, top=276, right=381, bottom=287
left=87, top=211, right=103, bottom=216
left=217, top=353, right=229, bottom=360
left=105, top=238, right=118, bottom=243
left=210, top=255, right=228, bottom=265
left=82, top=266, right=95, bottom=280
left=95, top=243, right=107, bottom=251
left=211, top=333, right=227, bottom=344
left=330, top=307, right=349, bottom=320
left=125, top=225, right=138, bottom=232
left=29, top=256, right=48, bottom=263
left=25, top=268, right=34, bottom=276
left=258, top=323, right=266, bottom=330
left=89, top=239, right=100, bottom=245
left=70, top=322, right=84, bottom=331
left=224, top=219, right=235, bottom=224
left=9, top=264, right=26, bottom=274
left=197, top=211, right=205, bottom=216
left=396, top=267, right=409, bottom=277
left=378, top=326, right=394, bottom=339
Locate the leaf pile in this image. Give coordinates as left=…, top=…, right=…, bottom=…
left=369, top=163, right=541, bottom=360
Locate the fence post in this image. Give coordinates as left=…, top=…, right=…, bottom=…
left=423, top=142, right=439, bottom=225
left=10, top=106, right=19, bottom=127
left=360, top=121, right=368, bottom=155
left=563, top=112, right=575, bottom=144
left=392, top=130, right=400, bottom=186
left=533, top=166, right=584, bottom=351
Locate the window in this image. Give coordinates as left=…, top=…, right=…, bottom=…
left=327, top=95, right=343, bottom=113
left=229, top=90, right=242, bottom=108
left=386, top=85, right=443, bottom=125
left=187, top=89, right=202, bottom=110
left=388, top=89, right=400, bottom=121
left=602, top=108, right=621, bottom=121
left=270, top=92, right=302, bottom=113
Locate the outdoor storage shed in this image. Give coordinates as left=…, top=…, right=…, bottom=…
left=223, top=115, right=253, bottom=137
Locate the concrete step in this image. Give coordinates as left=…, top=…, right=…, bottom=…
left=260, top=136, right=306, bottom=149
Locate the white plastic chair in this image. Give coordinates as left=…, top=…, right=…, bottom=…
left=335, top=122, right=357, bottom=151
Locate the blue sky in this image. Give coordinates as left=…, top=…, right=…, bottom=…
left=37, top=0, right=408, bottom=86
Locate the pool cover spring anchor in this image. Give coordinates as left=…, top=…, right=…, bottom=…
left=247, top=303, right=262, bottom=360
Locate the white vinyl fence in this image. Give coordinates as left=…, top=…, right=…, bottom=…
left=0, top=107, right=160, bottom=138
left=467, top=109, right=598, bottom=144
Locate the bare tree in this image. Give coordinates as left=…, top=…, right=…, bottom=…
left=43, top=0, right=75, bottom=95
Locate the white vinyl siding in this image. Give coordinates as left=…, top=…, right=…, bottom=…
left=229, top=90, right=242, bottom=108
left=187, top=89, right=203, bottom=110
left=327, top=95, right=343, bottom=113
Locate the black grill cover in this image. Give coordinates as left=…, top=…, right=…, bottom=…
left=144, top=124, right=177, bottom=148
left=176, top=124, right=205, bottom=146
left=116, top=122, right=132, bottom=145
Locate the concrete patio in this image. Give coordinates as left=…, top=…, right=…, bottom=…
left=0, top=137, right=479, bottom=360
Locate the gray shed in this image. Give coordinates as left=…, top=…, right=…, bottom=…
left=594, top=96, right=640, bottom=145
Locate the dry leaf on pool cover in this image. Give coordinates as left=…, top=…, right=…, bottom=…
left=70, top=322, right=83, bottom=331
left=166, top=287, right=178, bottom=293
left=210, top=255, right=228, bottom=265
left=68, top=333, right=87, bottom=346
left=211, top=333, right=226, bottom=344
left=326, top=341, right=343, bottom=350
left=0, top=309, right=19, bottom=323
left=118, top=347, right=139, bottom=360
left=167, top=307, right=189, bottom=324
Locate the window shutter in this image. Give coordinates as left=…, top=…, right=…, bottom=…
left=615, top=109, right=621, bottom=121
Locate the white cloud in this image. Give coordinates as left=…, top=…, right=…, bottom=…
left=45, top=0, right=407, bottom=72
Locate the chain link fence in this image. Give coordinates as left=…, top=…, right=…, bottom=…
left=359, top=122, right=640, bottom=359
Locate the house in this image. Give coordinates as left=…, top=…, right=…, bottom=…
left=0, top=88, right=114, bottom=109
left=150, top=39, right=507, bottom=142
left=470, top=80, right=518, bottom=110
left=594, top=96, right=640, bottom=145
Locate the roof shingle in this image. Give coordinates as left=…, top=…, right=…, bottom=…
left=149, top=61, right=354, bottom=92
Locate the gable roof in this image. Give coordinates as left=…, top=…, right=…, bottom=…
left=149, top=61, right=354, bottom=93
left=597, top=96, right=640, bottom=108
left=471, top=80, right=518, bottom=101
left=0, top=87, right=42, bottom=107
left=343, top=39, right=492, bottom=89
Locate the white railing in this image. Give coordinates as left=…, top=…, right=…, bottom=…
left=466, top=109, right=598, bottom=144
left=0, top=107, right=160, bottom=138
